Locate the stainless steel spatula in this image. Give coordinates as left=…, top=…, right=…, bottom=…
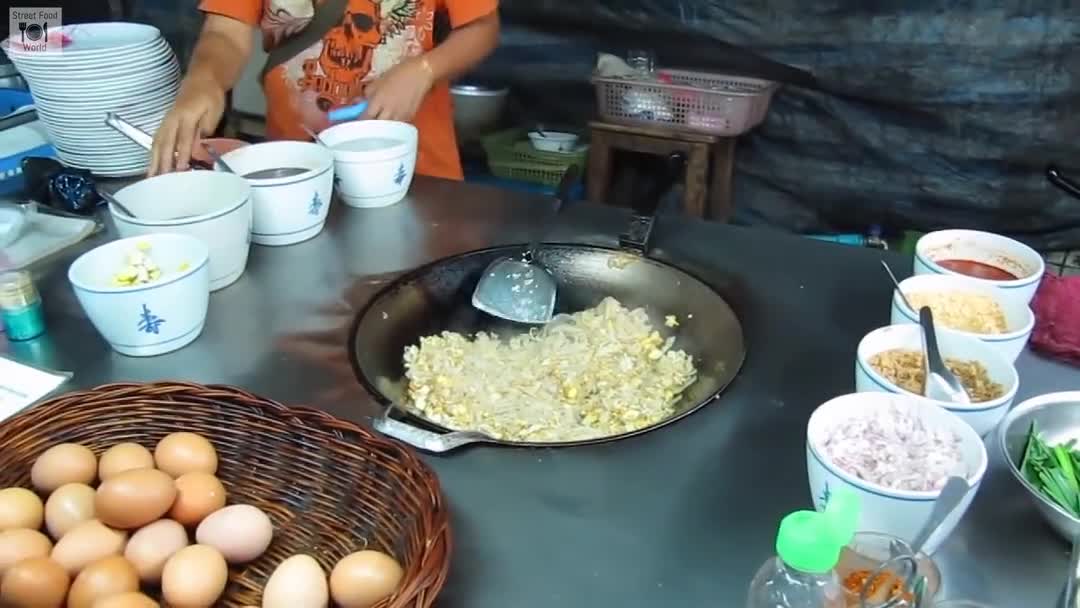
left=471, top=166, right=579, bottom=324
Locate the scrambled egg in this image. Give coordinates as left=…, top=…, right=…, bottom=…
left=402, top=297, right=697, bottom=442
left=110, top=241, right=189, bottom=287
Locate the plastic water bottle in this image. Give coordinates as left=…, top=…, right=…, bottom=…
left=747, top=489, right=859, bottom=608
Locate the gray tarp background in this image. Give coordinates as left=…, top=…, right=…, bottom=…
left=474, top=2, right=1080, bottom=249
left=128, top=0, right=1080, bottom=248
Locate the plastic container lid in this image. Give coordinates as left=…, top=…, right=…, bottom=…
left=775, top=511, right=841, bottom=574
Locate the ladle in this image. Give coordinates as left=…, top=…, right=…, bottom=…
left=104, top=112, right=214, bottom=171
left=202, top=142, right=309, bottom=180
left=880, top=260, right=970, bottom=404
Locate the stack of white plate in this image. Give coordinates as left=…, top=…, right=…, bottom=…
left=4, top=23, right=179, bottom=176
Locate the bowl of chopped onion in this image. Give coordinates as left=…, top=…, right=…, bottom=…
left=890, top=274, right=1035, bottom=362
left=807, top=393, right=988, bottom=554
left=855, top=324, right=1019, bottom=437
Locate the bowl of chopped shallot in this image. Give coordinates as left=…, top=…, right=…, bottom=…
left=890, top=274, right=1035, bottom=363
left=806, top=392, right=988, bottom=554
left=855, top=324, right=1019, bottom=437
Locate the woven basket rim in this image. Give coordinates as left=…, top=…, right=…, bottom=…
left=0, top=381, right=452, bottom=608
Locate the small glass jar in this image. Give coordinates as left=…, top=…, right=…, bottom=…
left=835, top=532, right=941, bottom=607
left=0, top=271, right=45, bottom=341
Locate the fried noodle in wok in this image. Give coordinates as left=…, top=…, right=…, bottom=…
left=403, top=297, right=698, bottom=442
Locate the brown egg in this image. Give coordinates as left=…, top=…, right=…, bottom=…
left=51, top=520, right=128, bottom=576
left=124, top=519, right=188, bottom=584
left=44, top=483, right=95, bottom=539
left=0, top=488, right=44, bottom=531
left=168, top=472, right=226, bottom=527
left=0, top=528, right=53, bottom=575
left=92, top=591, right=160, bottom=607
left=329, top=550, right=404, bottom=608
left=161, top=544, right=228, bottom=608
left=0, top=556, right=69, bottom=608
left=153, top=433, right=218, bottom=477
left=67, top=556, right=139, bottom=608
left=95, top=469, right=177, bottom=530
left=31, top=444, right=97, bottom=494
left=98, top=443, right=155, bottom=480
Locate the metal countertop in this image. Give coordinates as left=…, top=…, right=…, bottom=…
left=3, top=177, right=1074, bottom=607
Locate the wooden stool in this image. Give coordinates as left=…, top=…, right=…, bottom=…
left=586, top=120, right=736, bottom=221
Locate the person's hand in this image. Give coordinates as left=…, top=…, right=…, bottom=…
left=150, top=72, right=226, bottom=175
left=362, top=57, right=435, bottom=122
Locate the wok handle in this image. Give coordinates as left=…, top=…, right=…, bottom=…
left=1049, top=165, right=1080, bottom=202
left=619, top=152, right=686, bottom=254
left=525, top=165, right=579, bottom=261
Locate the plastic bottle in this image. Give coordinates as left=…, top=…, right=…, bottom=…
left=747, top=489, right=860, bottom=608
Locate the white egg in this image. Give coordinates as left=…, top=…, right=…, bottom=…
left=262, top=554, right=328, bottom=608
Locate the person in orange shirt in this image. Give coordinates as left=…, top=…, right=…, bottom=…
left=149, top=0, right=500, bottom=180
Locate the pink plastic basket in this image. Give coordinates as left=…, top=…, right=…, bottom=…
left=593, top=69, right=779, bottom=136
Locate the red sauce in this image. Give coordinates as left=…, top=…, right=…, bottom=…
left=936, top=258, right=1019, bottom=281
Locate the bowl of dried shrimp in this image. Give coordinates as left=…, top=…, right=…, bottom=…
left=855, top=324, right=1019, bottom=437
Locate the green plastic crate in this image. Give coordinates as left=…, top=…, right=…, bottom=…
left=482, top=128, right=588, bottom=186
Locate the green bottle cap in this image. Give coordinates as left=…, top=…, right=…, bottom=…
left=775, top=511, right=842, bottom=574
left=823, top=487, right=861, bottom=546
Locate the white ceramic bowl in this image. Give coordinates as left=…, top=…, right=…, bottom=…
left=219, top=141, right=335, bottom=246
left=914, top=229, right=1045, bottom=307
left=528, top=131, right=579, bottom=152
left=890, top=274, right=1035, bottom=362
left=110, top=172, right=253, bottom=291
left=67, top=234, right=210, bottom=357
left=807, top=392, right=988, bottom=554
left=318, top=120, right=418, bottom=208
left=855, top=324, right=1019, bottom=437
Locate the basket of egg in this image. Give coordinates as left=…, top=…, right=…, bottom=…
left=0, top=381, right=451, bottom=608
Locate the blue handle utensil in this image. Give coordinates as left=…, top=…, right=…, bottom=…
left=327, top=101, right=369, bottom=122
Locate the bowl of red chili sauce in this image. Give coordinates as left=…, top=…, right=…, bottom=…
left=913, top=230, right=1045, bottom=307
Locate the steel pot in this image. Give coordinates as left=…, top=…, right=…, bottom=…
left=451, top=81, right=509, bottom=142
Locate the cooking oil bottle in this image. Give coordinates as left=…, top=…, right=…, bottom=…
left=746, top=489, right=859, bottom=608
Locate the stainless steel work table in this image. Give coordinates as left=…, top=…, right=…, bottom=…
left=3, top=177, right=1074, bottom=607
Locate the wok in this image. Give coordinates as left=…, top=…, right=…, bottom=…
left=348, top=158, right=746, bottom=448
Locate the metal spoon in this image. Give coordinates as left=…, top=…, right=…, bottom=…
left=202, top=142, right=308, bottom=180
left=868, top=476, right=970, bottom=608
left=105, top=112, right=153, bottom=150
left=96, top=189, right=138, bottom=219
left=471, top=166, right=578, bottom=324
left=200, top=143, right=238, bottom=174
left=301, top=125, right=331, bottom=147
left=919, top=306, right=970, bottom=404
left=880, top=260, right=970, bottom=404
left=1057, top=534, right=1080, bottom=608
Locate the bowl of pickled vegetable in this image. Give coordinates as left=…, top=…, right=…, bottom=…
left=999, top=391, right=1080, bottom=541
left=856, top=324, right=1019, bottom=437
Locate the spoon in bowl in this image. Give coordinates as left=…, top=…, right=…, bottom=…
left=96, top=190, right=138, bottom=219
left=880, top=260, right=970, bottom=404
left=301, top=125, right=331, bottom=148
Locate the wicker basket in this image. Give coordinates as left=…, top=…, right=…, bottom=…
left=482, top=128, right=588, bottom=187
left=0, top=382, right=451, bottom=608
left=593, top=69, right=779, bottom=136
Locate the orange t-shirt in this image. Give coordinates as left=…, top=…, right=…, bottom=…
left=198, top=0, right=498, bottom=180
